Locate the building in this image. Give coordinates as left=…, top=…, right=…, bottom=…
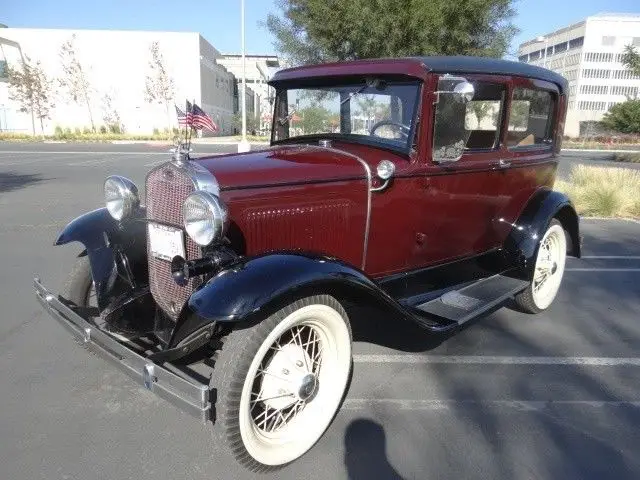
left=218, top=54, right=280, bottom=130
left=0, top=27, right=265, bottom=135
left=518, top=13, right=640, bottom=137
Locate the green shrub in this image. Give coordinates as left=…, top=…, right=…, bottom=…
left=613, top=152, right=640, bottom=163
left=555, top=165, right=640, bottom=218
left=601, top=100, right=640, bottom=134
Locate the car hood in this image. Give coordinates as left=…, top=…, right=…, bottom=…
left=193, top=145, right=367, bottom=191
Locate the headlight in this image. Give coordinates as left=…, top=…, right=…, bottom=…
left=183, top=191, right=228, bottom=246
left=104, top=176, right=139, bottom=220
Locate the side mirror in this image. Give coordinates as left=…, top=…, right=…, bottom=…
left=453, top=81, right=475, bottom=103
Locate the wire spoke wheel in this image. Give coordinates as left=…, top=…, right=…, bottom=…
left=531, top=222, right=567, bottom=310
left=211, top=295, right=352, bottom=470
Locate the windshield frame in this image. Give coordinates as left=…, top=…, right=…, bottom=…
left=269, top=76, right=423, bottom=157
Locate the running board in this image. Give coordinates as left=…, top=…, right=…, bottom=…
left=414, top=274, right=528, bottom=326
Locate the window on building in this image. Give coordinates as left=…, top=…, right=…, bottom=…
left=578, top=101, right=606, bottom=111
left=582, top=69, right=610, bottom=79
left=554, top=42, right=568, bottom=53
left=611, top=85, right=638, bottom=97
left=0, top=60, right=6, bottom=79
left=530, top=50, right=541, bottom=61
left=585, top=52, right=614, bottom=62
left=563, top=69, right=578, bottom=81
left=632, top=37, right=640, bottom=47
left=601, top=36, right=615, bottom=46
left=546, top=46, right=554, bottom=56
left=506, top=88, right=555, bottom=149
left=580, top=84, right=608, bottom=95
left=569, top=37, right=584, bottom=49
left=518, top=54, right=528, bottom=62
left=612, top=70, right=640, bottom=80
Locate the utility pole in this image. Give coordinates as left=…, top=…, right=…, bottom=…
left=238, top=0, right=251, bottom=152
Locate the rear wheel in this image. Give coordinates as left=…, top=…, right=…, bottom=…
left=210, top=295, right=352, bottom=472
left=514, top=219, right=567, bottom=313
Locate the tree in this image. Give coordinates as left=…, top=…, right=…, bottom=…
left=298, top=104, right=331, bottom=133
left=59, top=35, right=95, bottom=131
left=469, top=101, right=492, bottom=128
left=621, top=45, right=640, bottom=78
left=101, top=93, right=122, bottom=133
left=144, top=41, right=175, bottom=131
left=233, top=112, right=259, bottom=134
left=601, top=100, right=640, bottom=134
left=266, top=0, right=518, bottom=65
left=6, top=57, right=55, bottom=136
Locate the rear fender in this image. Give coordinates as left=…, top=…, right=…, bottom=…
left=504, top=189, right=581, bottom=279
left=170, top=252, right=408, bottom=347
left=55, top=208, right=148, bottom=315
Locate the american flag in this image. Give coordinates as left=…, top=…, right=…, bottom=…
left=175, top=101, right=193, bottom=126
left=191, top=103, right=218, bottom=132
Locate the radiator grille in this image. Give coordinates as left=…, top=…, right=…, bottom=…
left=146, top=163, right=201, bottom=319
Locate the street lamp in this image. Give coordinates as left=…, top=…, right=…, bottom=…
left=238, top=0, right=251, bottom=153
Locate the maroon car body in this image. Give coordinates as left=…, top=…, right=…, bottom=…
left=35, top=56, right=580, bottom=471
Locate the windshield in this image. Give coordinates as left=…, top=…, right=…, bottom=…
left=271, top=78, right=421, bottom=153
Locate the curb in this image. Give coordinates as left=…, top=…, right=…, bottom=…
left=563, top=148, right=640, bottom=154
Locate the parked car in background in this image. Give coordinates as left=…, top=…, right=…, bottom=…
left=35, top=56, right=580, bottom=472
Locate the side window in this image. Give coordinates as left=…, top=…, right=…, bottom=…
left=463, top=82, right=505, bottom=150
left=507, top=88, right=554, bottom=148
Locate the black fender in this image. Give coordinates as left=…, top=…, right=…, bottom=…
left=55, top=207, right=151, bottom=331
left=170, top=252, right=415, bottom=347
left=505, top=188, right=581, bottom=279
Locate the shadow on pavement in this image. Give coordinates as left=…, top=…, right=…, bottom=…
left=344, top=418, right=404, bottom=480
left=0, top=171, right=44, bottom=194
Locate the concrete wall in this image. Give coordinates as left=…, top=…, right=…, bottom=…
left=0, top=28, right=237, bottom=135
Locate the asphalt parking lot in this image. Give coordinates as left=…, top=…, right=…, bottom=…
left=1, top=143, right=640, bottom=480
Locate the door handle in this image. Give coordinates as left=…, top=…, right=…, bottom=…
left=493, top=159, right=511, bottom=169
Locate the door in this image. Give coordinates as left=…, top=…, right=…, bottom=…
left=411, top=76, right=512, bottom=267
left=494, top=79, right=560, bottom=242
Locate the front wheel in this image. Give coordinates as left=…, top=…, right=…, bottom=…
left=63, top=255, right=98, bottom=319
left=210, top=295, right=352, bottom=472
left=514, top=219, right=567, bottom=313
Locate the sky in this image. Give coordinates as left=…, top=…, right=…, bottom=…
left=2, top=0, right=639, bottom=59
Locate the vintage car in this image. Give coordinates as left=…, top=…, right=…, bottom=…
left=34, top=56, right=580, bottom=471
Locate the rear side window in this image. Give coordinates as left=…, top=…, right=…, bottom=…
left=463, top=82, right=505, bottom=150
left=506, top=88, right=554, bottom=148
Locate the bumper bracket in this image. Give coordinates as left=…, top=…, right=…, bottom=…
left=34, top=277, right=211, bottom=423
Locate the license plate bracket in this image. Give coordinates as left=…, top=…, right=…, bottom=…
left=148, top=223, right=185, bottom=261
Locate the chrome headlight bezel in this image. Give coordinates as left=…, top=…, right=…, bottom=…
left=104, top=175, right=139, bottom=221
left=182, top=191, right=228, bottom=246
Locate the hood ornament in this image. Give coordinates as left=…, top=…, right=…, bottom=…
left=170, top=136, right=192, bottom=165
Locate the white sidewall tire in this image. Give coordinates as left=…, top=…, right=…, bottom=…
left=531, top=222, right=567, bottom=310
left=238, top=303, right=351, bottom=466
left=210, top=295, right=352, bottom=472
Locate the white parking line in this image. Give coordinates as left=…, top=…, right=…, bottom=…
left=580, top=256, right=640, bottom=259
left=566, top=268, right=640, bottom=272
left=342, top=398, right=640, bottom=411
left=0, top=151, right=169, bottom=155
left=352, top=355, right=640, bottom=365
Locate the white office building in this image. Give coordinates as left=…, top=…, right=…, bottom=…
left=0, top=27, right=251, bottom=135
left=218, top=54, right=280, bottom=130
left=518, top=13, right=640, bottom=137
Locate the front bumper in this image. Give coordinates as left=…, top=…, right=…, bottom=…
left=34, top=278, right=211, bottom=422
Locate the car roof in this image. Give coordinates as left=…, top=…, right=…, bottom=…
left=270, top=56, right=568, bottom=94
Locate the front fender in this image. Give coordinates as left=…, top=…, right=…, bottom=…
left=55, top=208, right=148, bottom=316
left=171, top=253, right=398, bottom=347
left=505, top=189, right=581, bottom=278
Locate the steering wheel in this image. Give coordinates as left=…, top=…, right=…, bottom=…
left=369, top=120, right=411, bottom=139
